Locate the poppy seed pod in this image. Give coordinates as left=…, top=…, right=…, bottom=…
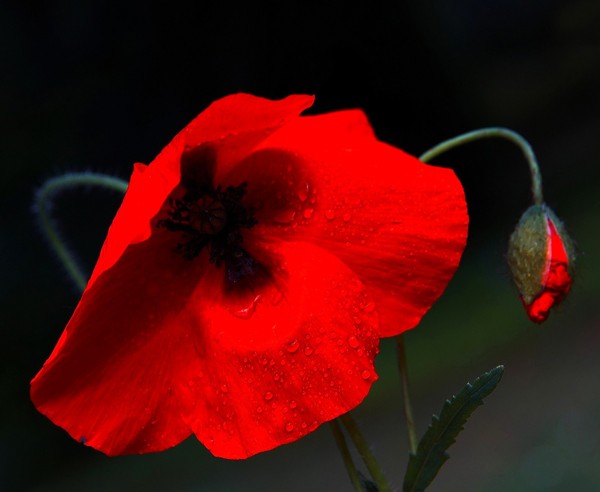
left=507, top=204, right=574, bottom=323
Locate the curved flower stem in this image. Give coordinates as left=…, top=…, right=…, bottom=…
left=339, top=414, right=392, bottom=492
left=34, top=172, right=128, bottom=291
left=329, top=421, right=365, bottom=492
left=396, top=334, right=418, bottom=455
left=419, top=127, right=543, bottom=205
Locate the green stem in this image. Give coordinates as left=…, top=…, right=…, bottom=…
left=339, top=414, right=392, bottom=492
left=34, top=172, right=128, bottom=292
left=396, top=334, right=418, bottom=455
left=419, top=127, right=543, bottom=205
left=329, top=421, right=365, bottom=492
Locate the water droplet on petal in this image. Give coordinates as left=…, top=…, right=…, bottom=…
left=285, top=422, right=295, bottom=433
left=256, top=406, right=263, bottom=413
left=221, top=384, right=228, bottom=393
left=303, top=208, right=314, bottom=219
left=364, top=301, right=375, bottom=313
left=271, top=290, right=284, bottom=306
left=361, top=370, right=371, bottom=380
left=272, top=209, right=297, bottom=225
left=347, top=336, right=360, bottom=349
left=304, top=347, right=313, bottom=356
left=286, top=339, right=300, bottom=353
left=297, top=183, right=309, bottom=202
left=325, top=209, right=336, bottom=220
left=289, top=400, right=297, bottom=409
left=233, top=295, right=262, bottom=320
left=264, top=391, right=273, bottom=401
left=343, top=213, right=352, bottom=222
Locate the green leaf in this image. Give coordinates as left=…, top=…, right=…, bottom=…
left=403, top=366, right=504, bottom=492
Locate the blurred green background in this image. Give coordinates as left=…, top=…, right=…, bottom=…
left=2, top=1, right=599, bottom=490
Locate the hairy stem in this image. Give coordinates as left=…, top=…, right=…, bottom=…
left=330, top=421, right=365, bottom=492
left=339, top=414, right=392, bottom=492
left=419, top=127, right=543, bottom=205
left=396, top=334, right=418, bottom=455
left=34, top=172, right=128, bottom=292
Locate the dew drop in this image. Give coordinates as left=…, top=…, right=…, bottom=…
left=285, top=422, right=295, bottom=433
left=342, top=212, right=352, bottom=222
left=256, top=406, right=263, bottom=413
left=347, top=336, right=360, bottom=349
left=271, top=289, right=284, bottom=306
left=297, top=183, right=309, bottom=202
left=272, top=209, right=297, bottom=225
left=289, top=400, right=297, bottom=409
left=303, top=208, right=314, bottom=219
left=361, top=370, right=371, bottom=380
left=325, top=209, right=336, bottom=220
left=304, top=347, right=313, bottom=356
left=220, top=384, right=228, bottom=393
left=364, top=301, right=375, bottom=313
left=233, top=294, right=262, bottom=320
left=264, top=391, right=274, bottom=401
left=286, top=339, right=300, bottom=353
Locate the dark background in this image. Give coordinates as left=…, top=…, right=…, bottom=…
left=2, top=1, right=599, bottom=491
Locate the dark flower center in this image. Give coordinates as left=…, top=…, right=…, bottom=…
left=157, top=145, right=260, bottom=284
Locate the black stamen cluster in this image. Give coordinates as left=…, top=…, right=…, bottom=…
left=158, top=183, right=259, bottom=283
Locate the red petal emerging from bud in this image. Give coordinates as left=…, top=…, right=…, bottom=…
left=525, top=219, right=572, bottom=322
left=507, top=205, right=574, bottom=323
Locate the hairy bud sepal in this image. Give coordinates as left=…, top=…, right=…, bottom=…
left=507, top=204, right=574, bottom=323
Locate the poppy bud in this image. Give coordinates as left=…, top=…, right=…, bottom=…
left=507, top=204, right=574, bottom=323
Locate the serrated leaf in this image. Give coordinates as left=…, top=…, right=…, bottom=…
left=403, top=365, right=504, bottom=492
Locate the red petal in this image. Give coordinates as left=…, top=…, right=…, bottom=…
left=32, top=233, right=379, bottom=458
left=232, top=112, right=468, bottom=337
left=525, top=218, right=572, bottom=323
left=545, top=219, right=572, bottom=293
left=175, top=240, right=379, bottom=459
left=88, top=94, right=314, bottom=287
left=31, top=232, right=201, bottom=455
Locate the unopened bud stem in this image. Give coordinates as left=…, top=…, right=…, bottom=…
left=419, top=127, right=543, bottom=205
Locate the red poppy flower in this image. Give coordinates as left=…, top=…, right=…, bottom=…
left=31, top=94, right=468, bottom=459
left=508, top=205, right=574, bottom=323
